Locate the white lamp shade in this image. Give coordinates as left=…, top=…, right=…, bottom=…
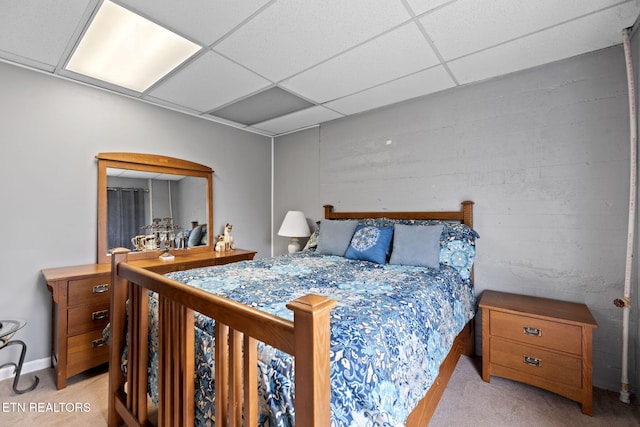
left=277, top=211, right=311, bottom=237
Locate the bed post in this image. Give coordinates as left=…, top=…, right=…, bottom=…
left=108, top=248, right=130, bottom=427
left=286, top=294, right=337, bottom=426
left=323, top=204, right=334, bottom=219
left=461, top=201, right=476, bottom=361
left=461, top=200, right=473, bottom=228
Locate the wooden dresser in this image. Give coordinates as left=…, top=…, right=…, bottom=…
left=479, top=290, right=598, bottom=415
left=42, top=249, right=256, bottom=389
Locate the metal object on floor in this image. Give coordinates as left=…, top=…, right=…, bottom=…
left=0, top=319, right=39, bottom=394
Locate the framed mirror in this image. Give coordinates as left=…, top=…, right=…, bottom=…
left=96, top=153, right=214, bottom=264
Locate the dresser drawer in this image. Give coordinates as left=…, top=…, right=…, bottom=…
left=68, top=276, right=111, bottom=307
left=491, top=338, right=582, bottom=388
left=67, top=302, right=110, bottom=336
left=67, top=330, right=109, bottom=377
left=490, top=311, right=582, bottom=355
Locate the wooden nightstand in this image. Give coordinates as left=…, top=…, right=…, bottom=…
left=42, top=249, right=256, bottom=389
left=479, top=290, right=598, bottom=415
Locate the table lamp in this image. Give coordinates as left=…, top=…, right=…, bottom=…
left=277, top=210, right=311, bottom=253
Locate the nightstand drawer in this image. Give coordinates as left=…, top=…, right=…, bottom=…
left=67, top=330, right=109, bottom=377
left=480, top=290, right=597, bottom=415
left=68, top=276, right=111, bottom=307
left=492, top=338, right=582, bottom=388
left=490, top=311, right=582, bottom=355
left=67, top=302, right=110, bottom=336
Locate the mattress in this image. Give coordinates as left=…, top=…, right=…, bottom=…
left=142, top=251, right=476, bottom=426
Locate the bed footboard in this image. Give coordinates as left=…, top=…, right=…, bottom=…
left=107, top=248, right=336, bottom=427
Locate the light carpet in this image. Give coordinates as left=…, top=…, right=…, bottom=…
left=0, top=356, right=638, bottom=426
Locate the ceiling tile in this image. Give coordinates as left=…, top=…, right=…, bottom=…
left=420, top=0, right=631, bottom=60
left=448, top=1, right=640, bottom=84
left=1, top=1, right=637, bottom=136
left=325, top=66, right=455, bottom=116
left=119, top=0, right=271, bottom=46
left=251, top=106, right=343, bottom=135
left=146, top=50, right=270, bottom=112
left=405, top=0, right=454, bottom=16
left=0, top=0, right=93, bottom=71
left=213, top=0, right=412, bottom=81
left=210, top=86, right=314, bottom=125
left=281, top=23, right=440, bottom=103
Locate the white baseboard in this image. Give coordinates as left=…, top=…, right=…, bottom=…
left=0, top=357, right=50, bottom=382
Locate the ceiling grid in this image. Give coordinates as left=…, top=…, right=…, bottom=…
left=0, top=0, right=638, bottom=136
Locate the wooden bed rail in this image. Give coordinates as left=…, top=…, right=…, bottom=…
left=108, top=248, right=337, bottom=427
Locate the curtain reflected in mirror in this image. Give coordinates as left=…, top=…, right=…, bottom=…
left=107, top=187, right=146, bottom=251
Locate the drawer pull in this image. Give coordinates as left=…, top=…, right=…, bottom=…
left=92, top=284, right=109, bottom=294
left=523, top=355, right=541, bottom=367
left=92, top=338, right=106, bottom=348
left=523, top=326, right=541, bottom=337
left=92, top=310, right=109, bottom=321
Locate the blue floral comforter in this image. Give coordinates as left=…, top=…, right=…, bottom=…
left=147, top=251, right=475, bottom=426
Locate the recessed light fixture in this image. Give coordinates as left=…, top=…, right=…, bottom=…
left=65, top=0, right=200, bottom=92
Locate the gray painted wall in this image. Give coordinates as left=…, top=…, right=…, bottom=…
left=176, top=176, right=208, bottom=232
left=274, top=45, right=638, bottom=393
left=0, top=61, right=271, bottom=367
left=273, top=127, right=321, bottom=255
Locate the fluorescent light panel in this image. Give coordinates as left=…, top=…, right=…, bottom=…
left=65, top=0, right=200, bottom=92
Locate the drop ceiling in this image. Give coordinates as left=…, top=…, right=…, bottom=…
left=1, top=0, right=639, bottom=136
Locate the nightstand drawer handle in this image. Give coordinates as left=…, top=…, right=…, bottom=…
left=92, top=338, right=106, bottom=348
left=92, top=310, right=109, bottom=321
left=92, top=284, right=109, bottom=294
left=523, top=355, right=541, bottom=367
left=523, top=326, right=541, bottom=337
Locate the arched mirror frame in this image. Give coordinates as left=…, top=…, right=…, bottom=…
left=96, top=152, right=214, bottom=265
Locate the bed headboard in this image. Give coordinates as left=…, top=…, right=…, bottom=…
left=323, top=200, right=474, bottom=228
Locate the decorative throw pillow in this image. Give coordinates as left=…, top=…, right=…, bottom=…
left=303, top=221, right=321, bottom=251
left=345, top=225, right=394, bottom=264
left=187, top=225, right=203, bottom=247
left=440, top=240, right=476, bottom=280
left=316, top=220, right=358, bottom=256
left=199, top=225, right=208, bottom=246
left=389, top=224, right=443, bottom=268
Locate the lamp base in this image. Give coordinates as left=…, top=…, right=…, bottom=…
left=287, top=237, right=301, bottom=253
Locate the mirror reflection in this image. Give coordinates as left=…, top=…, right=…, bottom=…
left=106, top=168, right=208, bottom=254
left=97, top=152, right=214, bottom=264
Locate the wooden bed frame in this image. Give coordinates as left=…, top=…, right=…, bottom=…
left=107, top=201, right=475, bottom=427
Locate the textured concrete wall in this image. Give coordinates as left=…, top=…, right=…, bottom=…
left=276, top=45, right=636, bottom=392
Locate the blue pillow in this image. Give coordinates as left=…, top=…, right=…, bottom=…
left=345, top=225, right=394, bottom=264
left=316, top=220, right=358, bottom=256
left=441, top=240, right=476, bottom=280
left=187, top=225, right=203, bottom=247
left=389, top=224, right=443, bottom=268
